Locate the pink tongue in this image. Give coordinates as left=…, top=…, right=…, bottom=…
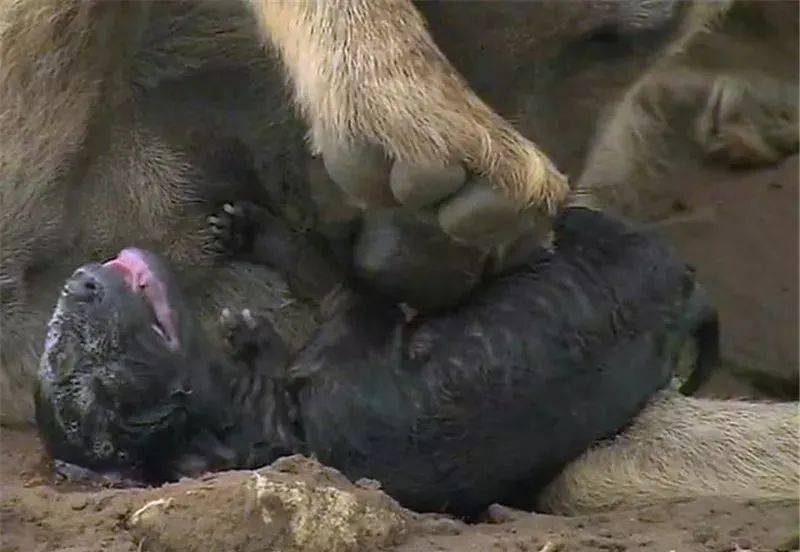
left=103, top=248, right=180, bottom=351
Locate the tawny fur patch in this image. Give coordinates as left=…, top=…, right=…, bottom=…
left=538, top=390, right=799, bottom=515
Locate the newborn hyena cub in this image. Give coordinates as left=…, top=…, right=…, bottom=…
left=35, top=247, right=300, bottom=482
left=37, top=207, right=716, bottom=515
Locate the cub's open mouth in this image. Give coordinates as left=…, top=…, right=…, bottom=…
left=103, top=248, right=180, bottom=351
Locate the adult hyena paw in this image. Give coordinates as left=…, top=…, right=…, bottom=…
left=696, top=76, right=799, bottom=167
left=207, top=202, right=261, bottom=258
left=318, top=135, right=567, bottom=250
left=218, top=307, right=288, bottom=366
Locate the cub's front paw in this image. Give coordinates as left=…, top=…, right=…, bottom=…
left=218, top=307, right=289, bottom=369
left=207, top=202, right=263, bottom=259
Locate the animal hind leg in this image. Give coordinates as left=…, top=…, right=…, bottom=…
left=536, top=390, right=799, bottom=515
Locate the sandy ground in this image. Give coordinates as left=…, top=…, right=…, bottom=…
left=1, top=428, right=798, bottom=552
left=1, top=158, right=798, bottom=551
left=656, top=155, right=799, bottom=399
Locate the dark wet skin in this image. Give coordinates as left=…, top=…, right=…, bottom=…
left=35, top=207, right=718, bottom=516
left=35, top=248, right=257, bottom=482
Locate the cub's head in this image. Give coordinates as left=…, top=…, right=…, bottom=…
left=36, top=248, right=197, bottom=480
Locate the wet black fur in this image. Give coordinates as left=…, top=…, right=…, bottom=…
left=36, top=207, right=717, bottom=516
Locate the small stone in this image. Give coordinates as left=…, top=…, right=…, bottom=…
left=355, top=478, right=382, bottom=491
left=129, top=497, right=174, bottom=527
left=23, top=476, right=45, bottom=488
left=69, top=497, right=88, bottom=511
left=483, top=503, right=521, bottom=524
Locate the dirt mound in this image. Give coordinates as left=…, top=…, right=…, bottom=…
left=1, top=429, right=797, bottom=552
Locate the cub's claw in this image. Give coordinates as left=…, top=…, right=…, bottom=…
left=207, top=202, right=260, bottom=258
left=219, top=307, right=260, bottom=345
left=218, top=307, right=288, bottom=368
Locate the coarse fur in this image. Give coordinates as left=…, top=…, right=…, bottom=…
left=0, top=1, right=318, bottom=426
left=2, top=0, right=796, bottom=431
left=249, top=0, right=569, bottom=211
left=574, top=0, right=799, bottom=214
left=538, top=390, right=799, bottom=514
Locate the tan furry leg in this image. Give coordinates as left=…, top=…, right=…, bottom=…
left=570, top=68, right=710, bottom=213
left=537, top=390, right=799, bottom=515
left=247, top=0, right=568, bottom=213
left=570, top=0, right=734, bottom=213
left=0, top=0, right=149, bottom=426
left=0, top=0, right=149, bottom=192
